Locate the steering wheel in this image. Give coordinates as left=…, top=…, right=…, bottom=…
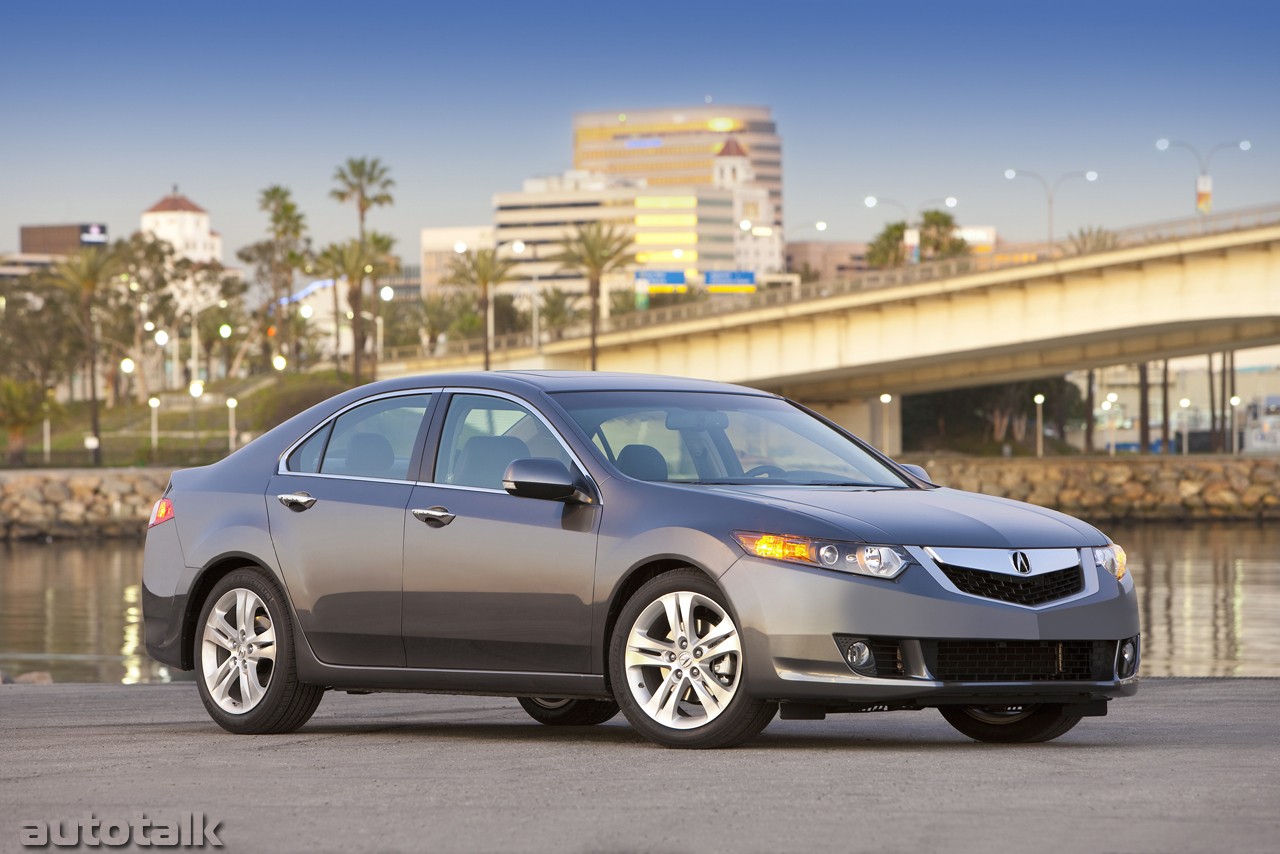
left=744, top=465, right=786, bottom=478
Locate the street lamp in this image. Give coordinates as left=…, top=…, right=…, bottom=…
left=1229, top=395, right=1242, bottom=454
left=1179, top=398, right=1191, bottom=455
left=511, top=240, right=544, bottom=351
left=226, top=398, right=238, bottom=453
left=879, top=393, right=893, bottom=453
left=1003, top=168, right=1098, bottom=253
left=1101, top=400, right=1116, bottom=456
left=272, top=354, right=288, bottom=372
left=148, top=397, right=160, bottom=457
left=1156, top=137, right=1251, bottom=214
left=189, top=381, right=204, bottom=460
left=1033, top=393, right=1046, bottom=458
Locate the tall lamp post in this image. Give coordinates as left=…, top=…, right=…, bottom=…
left=511, top=241, right=545, bottom=351
left=1003, top=169, right=1098, bottom=254
left=226, top=398, right=238, bottom=453
left=148, top=397, right=160, bottom=460
left=879, top=393, right=893, bottom=453
left=1179, top=397, right=1191, bottom=456
left=1229, top=395, right=1241, bottom=454
left=1033, top=393, right=1046, bottom=458
left=1156, top=138, right=1251, bottom=214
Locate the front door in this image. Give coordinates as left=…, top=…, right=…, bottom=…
left=402, top=392, right=599, bottom=673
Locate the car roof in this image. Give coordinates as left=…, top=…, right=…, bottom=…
left=361, top=370, right=777, bottom=397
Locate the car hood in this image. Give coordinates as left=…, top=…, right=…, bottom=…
left=705, top=485, right=1106, bottom=548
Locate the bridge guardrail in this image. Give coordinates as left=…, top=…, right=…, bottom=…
left=396, top=203, right=1280, bottom=362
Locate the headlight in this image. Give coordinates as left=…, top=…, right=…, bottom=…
left=1094, top=544, right=1128, bottom=580
left=732, top=531, right=910, bottom=580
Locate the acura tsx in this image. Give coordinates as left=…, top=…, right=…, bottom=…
left=143, top=371, right=1138, bottom=748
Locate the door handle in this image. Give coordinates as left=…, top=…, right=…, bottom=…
left=411, top=506, right=455, bottom=527
left=277, top=492, right=317, bottom=512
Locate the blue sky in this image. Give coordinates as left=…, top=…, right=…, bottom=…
left=2, top=0, right=1278, bottom=261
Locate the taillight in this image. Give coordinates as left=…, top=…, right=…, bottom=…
left=148, top=497, right=174, bottom=528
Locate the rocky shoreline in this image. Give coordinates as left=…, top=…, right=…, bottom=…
left=1, top=457, right=1278, bottom=540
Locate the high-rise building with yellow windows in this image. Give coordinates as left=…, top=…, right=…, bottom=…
left=573, top=105, right=783, bottom=227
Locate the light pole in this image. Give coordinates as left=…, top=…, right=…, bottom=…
left=1179, top=397, right=1191, bottom=455
left=226, top=397, right=238, bottom=453
left=1156, top=137, right=1251, bottom=214
left=1229, top=395, right=1241, bottom=454
left=1033, top=393, right=1046, bottom=458
left=1003, top=169, right=1098, bottom=253
left=1101, top=399, right=1115, bottom=456
left=189, top=380, right=204, bottom=461
left=148, top=397, right=160, bottom=459
left=879, top=393, right=893, bottom=454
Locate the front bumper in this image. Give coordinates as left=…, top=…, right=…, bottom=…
left=721, top=548, right=1141, bottom=707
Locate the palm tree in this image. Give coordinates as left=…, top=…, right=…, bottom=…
left=330, top=157, right=394, bottom=244
left=48, top=246, right=119, bottom=465
left=443, top=248, right=518, bottom=371
left=538, top=287, right=582, bottom=340
left=257, top=185, right=308, bottom=366
left=552, top=222, right=635, bottom=370
left=1068, top=226, right=1120, bottom=256
left=315, top=240, right=374, bottom=383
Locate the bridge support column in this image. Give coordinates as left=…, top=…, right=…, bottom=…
left=807, top=396, right=901, bottom=458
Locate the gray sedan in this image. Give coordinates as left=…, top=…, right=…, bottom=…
left=142, top=371, right=1138, bottom=748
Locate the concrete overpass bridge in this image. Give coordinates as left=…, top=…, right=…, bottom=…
left=380, top=204, right=1280, bottom=451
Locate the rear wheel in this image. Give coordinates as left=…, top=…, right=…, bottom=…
left=939, top=704, right=1084, bottom=743
left=609, top=569, right=776, bottom=749
left=517, top=697, right=619, bottom=726
left=194, top=569, right=323, bottom=734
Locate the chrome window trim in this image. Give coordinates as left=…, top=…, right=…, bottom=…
left=431, top=387, right=601, bottom=500
left=274, top=386, right=601, bottom=501
left=276, top=388, right=440, bottom=481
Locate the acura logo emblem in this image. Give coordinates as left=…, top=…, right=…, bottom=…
left=1012, top=551, right=1032, bottom=574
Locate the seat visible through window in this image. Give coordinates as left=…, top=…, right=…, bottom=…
left=616, top=444, right=668, bottom=482
left=451, top=435, right=530, bottom=489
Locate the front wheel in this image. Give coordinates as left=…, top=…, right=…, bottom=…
left=939, top=704, right=1084, bottom=743
left=194, top=568, right=323, bottom=734
left=517, top=697, right=619, bottom=726
left=609, top=569, right=776, bottom=749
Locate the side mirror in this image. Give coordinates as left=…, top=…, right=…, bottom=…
left=901, top=463, right=933, bottom=483
left=502, top=458, right=592, bottom=503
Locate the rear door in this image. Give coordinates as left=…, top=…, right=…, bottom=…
left=266, top=392, right=434, bottom=667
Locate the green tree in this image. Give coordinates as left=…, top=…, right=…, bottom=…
left=47, top=246, right=120, bottom=465
left=330, top=157, right=395, bottom=243
left=866, top=210, right=969, bottom=269
left=552, top=222, right=635, bottom=370
left=238, top=186, right=309, bottom=368
left=866, top=221, right=908, bottom=268
left=103, top=234, right=181, bottom=403
left=537, top=287, right=582, bottom=340
left=0, top=275, right=83, bottom=391
left=1068, top=226, right=1120, bottom=256
left=0, top=378, right=59, bottom=466
left=442, top=248, right=518, bottom=370
left=314, top=238, right=395, bottom=383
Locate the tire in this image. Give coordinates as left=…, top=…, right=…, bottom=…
left=517, top=697, right=620, bottom=726
left=939, top=704, right=1084, bottom=743
left=609, top=569, right=776, bottom=749
left=194, top=568, right=323, bottom=734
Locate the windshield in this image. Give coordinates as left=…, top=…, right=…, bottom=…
left=552, top=391, right=909, bottom=487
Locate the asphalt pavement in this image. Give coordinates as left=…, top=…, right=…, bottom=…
left=2, top=679, right=1277, bottom=853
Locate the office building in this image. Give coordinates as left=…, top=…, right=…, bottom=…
left=19, top=223, right=109, bottom=255
left=573, top=104, right=783, bottom=226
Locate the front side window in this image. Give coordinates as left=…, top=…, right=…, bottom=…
left=435, top=394, right=571, bottom=489
left=554, top=391, right=907, bottom=487
left=286, top=394, right=431, bottom=480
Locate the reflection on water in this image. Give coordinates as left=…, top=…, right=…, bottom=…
left=1, top=524, right=1277, bottom=683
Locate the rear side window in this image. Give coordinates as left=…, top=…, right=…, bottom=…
left=286, top=394, right=431, bottom=480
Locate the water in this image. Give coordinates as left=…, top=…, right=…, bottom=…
left=1, top=523, right=1277, bottom=683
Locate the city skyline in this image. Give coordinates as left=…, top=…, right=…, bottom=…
left=2, top=0, right=1278, bottom=265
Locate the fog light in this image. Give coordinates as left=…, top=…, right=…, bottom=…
left=1117, top=638, right=1139, bottom=679
left=845, top=641, right=874, bottom=674
left=819, top=544, right=840, bottom=566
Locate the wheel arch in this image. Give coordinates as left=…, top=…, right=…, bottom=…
left=179, top=553, right=283, bottom=670
left=599, top=558, right=724, bottom=691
